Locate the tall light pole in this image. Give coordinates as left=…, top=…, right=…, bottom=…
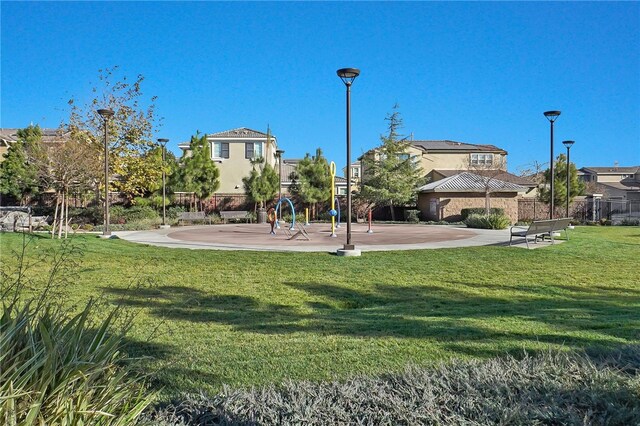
left=544, top=110, right=561, bottom=219
left=276, top=149, right=285, bottom=225
left=97, top=108, right=114, bottom=238
left=158, top=138, right=169, bottom=228
left=337, top=67, right=360, bottom=256
left=562, top=140, right=574, bottom=219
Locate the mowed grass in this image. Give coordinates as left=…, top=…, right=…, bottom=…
left=1, top=226, right=639, bottom=401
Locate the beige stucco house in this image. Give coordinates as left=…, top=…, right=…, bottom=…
left=579, top=166, right=640, bottom=200
left=0, top=128, right=69, bottom=163
left=179, top=127, right=279, bottom=194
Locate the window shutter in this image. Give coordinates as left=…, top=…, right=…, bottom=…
left=222, top=143, right=229, bottom=159
left=245, top=142, right=254, bottom=159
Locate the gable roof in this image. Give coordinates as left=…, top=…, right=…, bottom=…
left=433, top=169, right=537, bottom=187
left=580, top=166, right=640, bottom=175
left=0, top=128, right=70, bottom=145
left=418, top=172, right=528, bottom=193
left=207, top=127, right=273, bottom=139
left=411, top=140, right=507, bottom=154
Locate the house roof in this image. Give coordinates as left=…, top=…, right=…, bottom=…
left=580, top=166, right=640, bottom=174
left=595, top=181, right=640, bottom=192
left=0, top=128, right=70, bottom=145
left=433, top=169, right=537, bottom=187
left=418, top=172, right=528, bottom=193
left=207, top=127, right=273, bottom=139
left=411, top=140, right=507, bottom=154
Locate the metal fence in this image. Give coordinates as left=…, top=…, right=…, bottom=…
left=519, top=198, right=640, bottom=224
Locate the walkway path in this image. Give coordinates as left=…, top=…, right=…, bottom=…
left=114, top=223, right=529, bottom=252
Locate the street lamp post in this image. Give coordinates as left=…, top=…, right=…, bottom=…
left=337, top=67, right=360, bottom=256
left=97, top=108, right=114, bottom=238
left=276, top=149, right=285, bottom=226
left=543, top=110, right=561, bottom=219
left=158, top=138, right=169, bottom=228
left=562, top=140, right=575, bottom=219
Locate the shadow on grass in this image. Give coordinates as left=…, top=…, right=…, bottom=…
left=103, top=280, right=640, bottom=358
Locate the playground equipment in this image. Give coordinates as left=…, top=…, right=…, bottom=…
left=330, top=162, right=338, bottom=237
left=273, top=197, right=296, bottom=232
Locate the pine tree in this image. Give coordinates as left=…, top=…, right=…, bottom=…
left=360, top=106, right=424, bottom=220
left=539, top=153, right=585, bottom=208
left=0, top=126, right=41, bottom=204
left=242, top=159, right=279, bottom=211
left=289, top=148, right=331, bottom=219
left=179, top=132, right=220, bottom=210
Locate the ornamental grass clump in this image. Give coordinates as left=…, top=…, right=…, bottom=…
left=0, top=235, right=155, bottom=425
left=465, top=213, right=511, bottom=230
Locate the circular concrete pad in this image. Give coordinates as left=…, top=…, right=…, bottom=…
left=115, top=223, right=514, bottom=252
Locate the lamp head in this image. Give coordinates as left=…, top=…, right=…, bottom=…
left=97, top=109, right=115, bottom=119
left=157, top=138, right=169, bottom=146
left=337, top=68, right=360, bottom=86
left=562, top=140, right=575, bottom=149
left=543, top=110, right=561, bottom=122
left=276, top=149, right=285, bottom=157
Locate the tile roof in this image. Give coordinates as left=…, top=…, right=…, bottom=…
left=411, top=140, right=506, bottom=153
left=280, top=160, right=347, bottom=185
left=433, top=169, right=537, bottom=187
left=207, top=127, right=273, bottom=139
left=418, top=172, right=528, bottom=193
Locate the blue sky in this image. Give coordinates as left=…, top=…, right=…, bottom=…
left=2, top=1, right=639, bottom=174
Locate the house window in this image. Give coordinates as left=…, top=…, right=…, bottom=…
left=397, top=153, right=410, bottom=161
left=212, top=142, right=229, bottom=159
left=352, top=168, right=360, bottom=178
left=471, top=153, right=493, bottom=166
left=245, top=142, right=263, bottom=159
left=337, top=187, right=347, bottom=195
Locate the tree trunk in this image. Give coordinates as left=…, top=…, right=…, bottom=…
left=64, top=188, right=70, bottom=239
left=57, top=190, right=65, bottom=239
left=389, top=201, right=395, bottom=221
left=485, top=190, right=490, bottom=216
left=52, top=193, right=60, bottom=239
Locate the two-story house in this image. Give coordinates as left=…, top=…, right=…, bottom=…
left=579, top=166, right=640, bottom=201
left=179, top=127, right=279, bottom=194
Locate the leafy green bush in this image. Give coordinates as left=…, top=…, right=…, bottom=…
left=167, top=206, right=185, bottom=220
left=144, top=347, right=640, bottom=425
left=460, top=207, right=504, bottom=220
left=404, top=209, right=420, bottom=223
left=1, top=236, right=155, bottom=425
left=619, top=218, right=640, bottom=226
left=124, top=206, right=160, bottom=222
left=465, top=213, right=511, bottom=229
left=94, top=218, right=161, bottom=232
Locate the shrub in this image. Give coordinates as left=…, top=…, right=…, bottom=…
left=1, top=236, right=155, bottom=425
left=460, top=207, right=504, bottom=220
left=619, top=218, right=640, bottom=226
left=465, top=213, right=511, bottom=230
left=124, top=206, right=160, bottom=222
left=404, top=209, right=420, bottom=223
left=144, top=347, right=640, bottom=425
left=167, top=206, right=186, bottom=220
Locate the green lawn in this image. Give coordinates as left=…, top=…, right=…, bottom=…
left=1, top=226, right=639, bottom=401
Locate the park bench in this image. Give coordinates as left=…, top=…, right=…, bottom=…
left=219, top=210, right=251, bottom=224
left=177, top=211, right=210, bottom=226
left=509, top=218, right=573, bottom=248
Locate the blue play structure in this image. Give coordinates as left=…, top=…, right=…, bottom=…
left=274, top=197, right=296, bottom=230
left=333, top=197, right=341, bottom=228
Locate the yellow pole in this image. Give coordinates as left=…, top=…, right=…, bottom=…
left=305, top=207, right=309, bottom=226
left=330, top=161, right=336, bottom=237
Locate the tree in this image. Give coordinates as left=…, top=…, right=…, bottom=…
left=462, top=155, right=509, bottom=216
left=360, top=106, right=423, bottom=220
left=518, top=160, right=547, bottom=220
left=67, top=66, right=161, bottom=201
left=288, top=148, right=331, bottom=219
left=242, top=158, right=279, bottom=211
left=0, top=126, right=41, bottom=204
left=27, top=129, right=99, bottom=238
left=539, top=153, right=585, bottom=209
left=178, top=132, right=220, bottom=210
